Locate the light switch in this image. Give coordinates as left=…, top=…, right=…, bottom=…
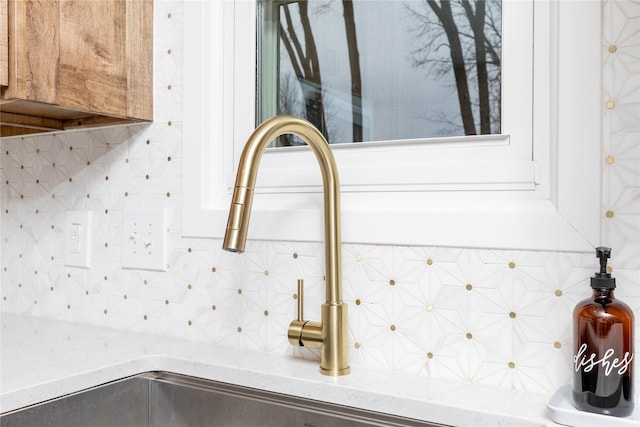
left=64, top=210, right=92, bottom=268
left=122, top=208, right=167, bottom=271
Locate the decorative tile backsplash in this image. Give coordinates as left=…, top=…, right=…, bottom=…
left=2, top=1, right=638, bottom=395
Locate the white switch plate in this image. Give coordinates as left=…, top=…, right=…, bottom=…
left=64, top=210, right=92, bottom=268
left=122, top=208, right=167, bottom=271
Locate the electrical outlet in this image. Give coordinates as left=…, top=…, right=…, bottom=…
left=122, top=208, right=167, bottom=271
left=64, top=210, right=92, bottom=268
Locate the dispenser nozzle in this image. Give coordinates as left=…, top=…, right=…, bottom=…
left=595, top=246, right=611, bottom=276
left=591, top=246, right=615, bottom=289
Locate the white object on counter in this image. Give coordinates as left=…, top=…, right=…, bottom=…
left=547, top=385, right=639, bottom=427
left=1, top=313, right=554, bottom=426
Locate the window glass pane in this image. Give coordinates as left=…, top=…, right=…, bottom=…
left=258, top=0, right=502, bottom=146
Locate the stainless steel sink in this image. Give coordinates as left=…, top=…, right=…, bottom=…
left=0, top=372, right=446, bottom=426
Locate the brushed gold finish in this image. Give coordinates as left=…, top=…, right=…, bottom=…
left=223, top=115, right=350, bottom=376
left=288, top=279, right=324, bottom=349
left=296, top=279, right=304, bottom=322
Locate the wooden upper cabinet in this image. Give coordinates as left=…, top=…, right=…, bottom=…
left=0, top=0, right=152, bottom=137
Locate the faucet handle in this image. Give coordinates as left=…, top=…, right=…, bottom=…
left=288, top=279, right=306, bottom=346
left=296, top=279, right=304, bottom=322
left=288, top=279, right=322, bottom=348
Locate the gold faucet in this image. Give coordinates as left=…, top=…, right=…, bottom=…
left=222, top=115, right=350, bottom=376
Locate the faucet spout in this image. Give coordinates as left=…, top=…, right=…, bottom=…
left=222, top=115, right=350, bottom=376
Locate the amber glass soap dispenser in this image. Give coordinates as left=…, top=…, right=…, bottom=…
left=572, top=247, right=634, bottom=417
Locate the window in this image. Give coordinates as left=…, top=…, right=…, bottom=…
left=259, top=0, right=502, bottom=145
left=183, top=1, right=600, bottom=252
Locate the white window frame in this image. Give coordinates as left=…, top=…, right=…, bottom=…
left=183, top=0, right=600, bottom=252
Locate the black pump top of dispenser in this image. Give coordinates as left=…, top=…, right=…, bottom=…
left=591, top=246, right=616, bottom=289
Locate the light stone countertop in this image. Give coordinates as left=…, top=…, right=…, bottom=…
left=0, top=313, right=555, bottom=426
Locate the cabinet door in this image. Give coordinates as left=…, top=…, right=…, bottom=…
left=3, top=0, right=59, bottom=103
left=1, top=0, right=8, bottom=87
left=59, top=0, right=128, bottom=116
left=57, top=0, right=152, bottom=120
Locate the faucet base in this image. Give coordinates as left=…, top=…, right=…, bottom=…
left=320, top=365, right=351, bottom=376
left=319, top=302, right=350, bottom=376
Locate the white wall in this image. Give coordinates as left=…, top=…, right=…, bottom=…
left=1, top=0, right=638, bottom=395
